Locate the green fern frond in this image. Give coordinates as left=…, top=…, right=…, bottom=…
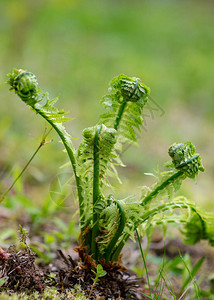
left=182, top=209, right=214, bottom=246
left=110, top=196, right=214, bottom=261
left=77, top=124, right=120, bottom=191
left=76, top=124, right=121, bottom=225
left=100, top=74, right=150, bottom=145
left=7, top=69, right=39, bottom=106
left=8, top=69, right=214, bottom=264
left=141, top=142, right=204, bottom=207
left=98, top=203, right=120, bottom=253
left=109, top=142, right=206, bottom=260
left=141, top=170, right=185, bottom=204
left=143, top=197, right=214, bottom=247
left=7, top=69, right=74, bottom=147
left=7, top=69, right=86, bottom=230
left=168, top=142, right=204, bottom=178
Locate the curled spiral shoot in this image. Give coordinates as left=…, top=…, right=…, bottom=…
left=100, top=74, right=150, bottom=144
left=111, top=74, right=150, bottom=103
left=141, top=142, right=204, bottom=207
left=168, top=142, right=204, bottom=178
left=7, top=68, right=86, bottom=232
left=8, top=68, right=213, bottom=265
left=7, top=69, right=39, bottom=106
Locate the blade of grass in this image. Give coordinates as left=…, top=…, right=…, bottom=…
left=139, top=293, right=154, bottom=299
left=136, top=229, right=152, bottom=297
left=178, top=286, right=190, bottom=300
left=154, top=246, right=166, bottom=298
left=160, top=271, right=177, bottom=299
left=178, top=249, right=203, bottom=299
left=0, top=127, right=52, bottom=201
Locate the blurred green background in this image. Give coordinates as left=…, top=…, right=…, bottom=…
left=0, top=0, right=214, bottom=212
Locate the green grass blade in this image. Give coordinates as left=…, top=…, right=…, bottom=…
left=178, top=250, right=203, bottom=299
left=135, top=229, right=152, bottom=297
left=160, top=271, right=176, bottom=299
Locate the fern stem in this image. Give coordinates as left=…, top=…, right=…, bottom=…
left=104, top=200, right=126, bottom=262
left=111, top=236, right=125, bottom=261
left=91, top=124, right=102, bottom=259
left=114, top=101, right=127, bottom=131
left=111, top=171, right=184, bottom=261
left=113, top=79, right=140, bottom=131
left=140, top=202, right=191, bottom=222
left=112, top=171, right=184, bottom=260
left=112, top=200, right=199, bottom=261
left=34, top=108, right=85, bottom=230
left=141, top=170, right=184, bottom=206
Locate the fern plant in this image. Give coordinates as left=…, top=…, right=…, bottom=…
left=6, top=69, right=214, bottom=264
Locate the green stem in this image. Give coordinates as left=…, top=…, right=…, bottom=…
left=140, top=202, right=191, bottom=222
left=91, top=124, right=102, bottom=259
left=113, top=78, right=139, bottom=131
left=111, top=235, right=125, bottom=261
left=141, top=170, right=184, bottom=206
left=112, top=170, right=184, bottom=260
left=34, top=108, right=85, bottom=230
left=112, top=200, right=190, bottom=261
left=104, top=200, right=126, bottom=262
left=114, top=101, right=127, bottom=131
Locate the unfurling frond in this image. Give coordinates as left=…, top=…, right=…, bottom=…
left=7, top=69, right=72, bottom=126
left=100, top=74, right=150, bottom=145
left=141, top=142, right=204, bottom=207
left=110, top=74, right=149, bottom=103
left=7, top=69, right=86, bottom=230
left=109, top=196, right=214, bottom=261
left=7, top=69, right=38, bottom=106
left=168, top=142, right=204, bottom=178
left=8, top=68, right=214, bottom=264
left=182, top=210, right=214, bottom=246
left=77, top=125, right=119, bottom=182
left=77, top=124, right=119, bottom=188
left=77, top=124, right=121, bottom=220
left=98, top=203, right=120, bottom=254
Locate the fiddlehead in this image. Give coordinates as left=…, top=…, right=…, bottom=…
left=111, top=142, right=205, bottom=260
left=100, top=74, right=150, bottom=145
left=77, top=124, right=119, bottom=212
left=8, top=69, right=38, bottom=106
left=77, top=124, right=119, bottom=258
left=168, top=142, right=204, bottom=178
left=141, top=142, right=204, bottom=206
left=7, top=69, right=85, bottom=230
left=103, top=200, right=126, bottom=262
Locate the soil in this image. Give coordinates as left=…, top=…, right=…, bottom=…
left=0, top=245, right=150, bottom=299
left=0, top=207, right=213, bottom=299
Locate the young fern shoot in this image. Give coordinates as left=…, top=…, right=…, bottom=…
left=7, top=69, right=214, bottom=265
left=7, top=69, right=85, bottom=228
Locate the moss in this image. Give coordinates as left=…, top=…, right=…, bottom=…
left=0, top=286, right=88, bottom=300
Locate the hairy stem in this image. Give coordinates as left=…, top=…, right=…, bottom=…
left=113, top=78, right=140, bottom=133
left=34, top=108, right=85, bottom=230
left=114, top=101, right=127, bottom=131
left=91, top=125, right=102, bottom=259
left=104, top=200, right=126, bottom=262
left=112, top=171, right=185, bottom=261
left=112, top=200, right=203, bottom=261
left=141, top=170, right=184, bottom=206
